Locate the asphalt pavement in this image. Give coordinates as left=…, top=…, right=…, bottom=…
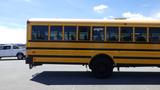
left=0, top=58, right=160, bottom=90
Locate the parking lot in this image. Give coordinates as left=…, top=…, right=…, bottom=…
left=1, top=59, right=160, bottom=90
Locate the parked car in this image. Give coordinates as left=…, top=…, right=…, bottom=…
left=0, top=44, right=26, bottom=60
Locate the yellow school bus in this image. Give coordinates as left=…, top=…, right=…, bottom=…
left=26, top=19, right=160, bottom=78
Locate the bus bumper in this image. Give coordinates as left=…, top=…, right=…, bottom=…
left=25, top=56, right=42, bottom=69
left=25, top=57, right=34, bottom=69
left=25, top=56, right=33, bottom=64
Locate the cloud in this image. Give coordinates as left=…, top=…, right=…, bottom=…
left=103, top=16, right=115, bottom=20
left=121, top=12, right=160, bottom=20
left=93, top=4, right=108, bottom=13
left=154, top=12, right=160, bottom=18
left=0, top=26, right=26, bottom=44
left=122, top=12, right=154, bottom=20
left=104, top=12, right=160, bottom=20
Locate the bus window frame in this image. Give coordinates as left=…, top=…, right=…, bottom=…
left=134, top=27, right=147, bottom=42
left=120, top=27, right=133, bottom=42
left=106, top=26, right=120, bottom=42
left=64, top=26, right=77, bottom=41
left=31, top=25, right=49, bottom=41
left=50, top=25, right=63, bottom=41
left=92, top=26, right=105, bottom=41
left=29, top=23, right=160, bottom=44
left=78, top=26, right=91, bottom=41
left=149, top=27, right=160, bottom=43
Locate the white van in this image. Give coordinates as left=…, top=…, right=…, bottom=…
left=0, top=44, right=26, bottom=60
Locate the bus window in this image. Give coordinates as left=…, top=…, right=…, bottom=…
left=135, top=27, right=147, bottom=42
left=121, top=27, right=133, bottom=42
left=149, top=27, right=160, bottom=43
left=64, top=26, right=76, bottom=40
left=78, top=26, right=90, bottom=40
left=32, top=25, right=48, bottom=40
left=106, top=27, right=119, bottom=42
left=50, top=26, right=62, bottom=41
left=92, top=26, right=105, bottom=41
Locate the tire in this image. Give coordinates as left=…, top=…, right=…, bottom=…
left=90, top=56, right=113, bottom=78
left=0, top=57, right=1, bottom=60
left=17, top=53, right=24, bottom=60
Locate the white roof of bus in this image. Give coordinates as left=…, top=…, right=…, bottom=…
left=28, top=18, right=160, bottom=24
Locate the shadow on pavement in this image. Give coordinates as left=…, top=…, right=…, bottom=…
left=31, top=71, right=160, bottom=85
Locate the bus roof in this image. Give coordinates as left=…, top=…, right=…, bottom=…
left=28, top=18, right=160, bottom=24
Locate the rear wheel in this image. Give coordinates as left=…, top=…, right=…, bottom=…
left=17, top=53, right=24, bottom=60
left=90, top=55, right=113, bottom=78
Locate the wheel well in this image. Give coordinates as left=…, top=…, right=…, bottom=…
left=89, top=54, right=114, bottom=69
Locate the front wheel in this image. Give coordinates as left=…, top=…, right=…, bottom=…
left=90, top=57, right=113, bottom=78
left=17, top=53, right=24, bottom=60
left=92, top=62, right=113, bottom=78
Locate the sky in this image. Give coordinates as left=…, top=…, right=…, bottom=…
left=0, top=0, right=160, bottom=44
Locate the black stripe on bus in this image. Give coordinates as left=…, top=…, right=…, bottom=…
left=33, top=62, right=88, bottom=65
left=116, top=64, right=160, bottom=67
left=26, top=47, right=160, bottom=51
left=31, top=55, right=91, bottom=58
left=29, top=55, right=160, bottom=60
left=32, top=62, right=160, bottom=66
left=114, top=56, right=160, bottom=60
left=28, top=40, right=160, bottom=44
